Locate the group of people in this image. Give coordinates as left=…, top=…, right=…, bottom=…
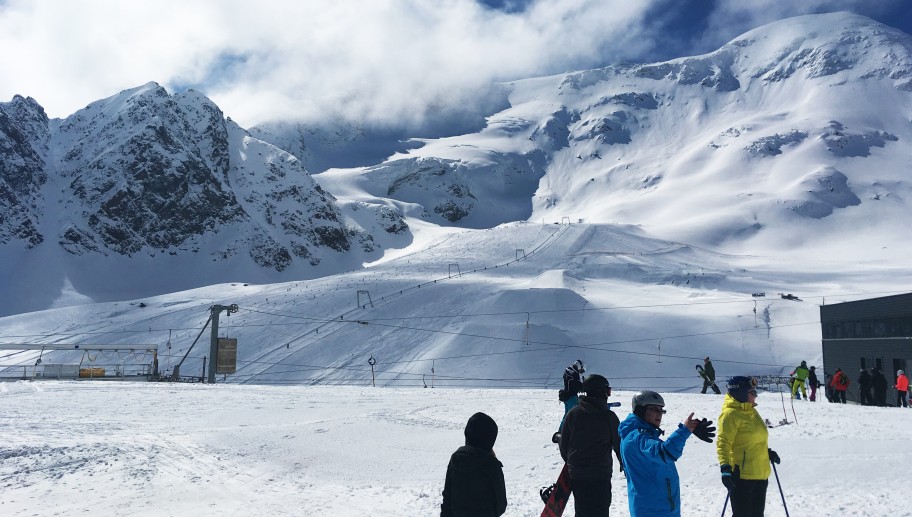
left=853, top=366, right=910, bottom=407
left=441, top=359, right=782, bottom=517
left=781, top=361, right=910, bottom=408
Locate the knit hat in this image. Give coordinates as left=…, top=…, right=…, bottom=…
left=464, top=412, right=498, bottom=451
left=727, top=376, right=756, bottom=403
left=581, top=374, right=610, bottom=397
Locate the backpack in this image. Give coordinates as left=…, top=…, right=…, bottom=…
left=838, top=373, right=848, bottom=386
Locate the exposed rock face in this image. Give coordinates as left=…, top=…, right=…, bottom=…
left=0, top=95, right=49, bottom=248
left=1, top=83, right=408, bottom=272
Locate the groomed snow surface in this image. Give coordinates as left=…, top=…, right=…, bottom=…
left=2, top=381, right=910, bottom=516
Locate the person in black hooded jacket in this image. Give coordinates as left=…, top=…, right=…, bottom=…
left=559, top=374, right=623, bottom=516
left=441, top=412, right=507, bottom=517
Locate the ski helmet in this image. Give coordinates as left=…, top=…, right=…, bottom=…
left=581, top=374, right=610, bottom=396
left=632, top=390, right=665, bottom=417
left=900, top=370, right=905, bottom=375
left=573, top=359, right=585, bottom=373
left=727, top=376, right=756, bottom=403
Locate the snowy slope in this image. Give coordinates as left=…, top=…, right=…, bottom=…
left=1, top=13, right=911, bottom=385
left=1, top=381, right=910, bottom=516
left=324, top=12, right=912, bottom=255
left=0, top=83, right=409, bottom=316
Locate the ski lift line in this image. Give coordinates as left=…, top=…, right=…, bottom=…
left=237, top=285, right=912, bottom=324
left=261, top=316, right=818, bottom=364
left=0, top=343, right=157, bottom=351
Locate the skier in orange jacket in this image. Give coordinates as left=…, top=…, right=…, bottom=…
left=896, top=370, right=909, bottom=408
left=830, top=368, right=850, bottom=404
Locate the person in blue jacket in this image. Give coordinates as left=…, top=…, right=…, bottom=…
left=618, top=391, right=716, bottom=516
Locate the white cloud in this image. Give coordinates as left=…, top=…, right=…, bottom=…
left=0, top=0, right=661, bottom=127
left=1, top=0, right=904, bottom=129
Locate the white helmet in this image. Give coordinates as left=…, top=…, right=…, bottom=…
left=632, top=390, right=665, bottom=412
left=900, top=370, right=905, bottom=375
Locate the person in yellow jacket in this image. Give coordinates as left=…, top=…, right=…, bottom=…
left=790, top=361, right=809, bottom=400
left=716, top=376, right=780, bottom=517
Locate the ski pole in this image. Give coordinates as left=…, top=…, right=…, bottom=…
left=771, top=462, right=790, bottom=517
left=720, top=490, right=730, bottom=516
left=789, top=387, right=798, bottom=424
left=779, top=382, right=789, bottom=423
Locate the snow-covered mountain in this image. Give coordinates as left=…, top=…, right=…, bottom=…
left=1, top=13, right=911, bottom=385
left=0, top=83, right=409, bottom=316
left=317, top=12, right=911, bottom=249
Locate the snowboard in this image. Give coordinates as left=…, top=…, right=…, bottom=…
left=540, top=463, right=571, bottom=517
left=696, top=365, right=707, bottom=380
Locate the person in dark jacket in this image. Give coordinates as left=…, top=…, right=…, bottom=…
left=808, top=366, right=819, bottom=402
left=559, top=374, right=623, bottom=516
left=441, top=412, right=507, bottom=517
left=555, top=359, right=586, bottom=443
left=618, top=391, right=715, bottom=516
left=857, top=368, right=873, bottom=405
left=872, top=368, right=888, bottom=406
left=699, top=357, right=721, bottom=394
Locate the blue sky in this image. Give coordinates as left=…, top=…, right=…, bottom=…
left=1, top=0, right=910, bottom=129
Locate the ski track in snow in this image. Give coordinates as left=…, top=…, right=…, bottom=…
left=1, top=381, right=911, bottom=516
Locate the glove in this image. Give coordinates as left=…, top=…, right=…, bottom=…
left=768, top=448, right=780, bottom=464
left=721, top=464, right=739, bottom=491
left=692, top=418, right=716, bottom=443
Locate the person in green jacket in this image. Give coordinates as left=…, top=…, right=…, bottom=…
left=716, top=376, right=780, bottom=517
left=790, top=361, right=810, bottom=400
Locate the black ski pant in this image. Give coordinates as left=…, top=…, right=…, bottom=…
left=874, top=389, right=887, bottom=406
left=834, top=390, right=847, bottom=403
left=859, top=387, right=873, bottom=405
left=702, top=380, right=721, bottom=394
left=569, top=477, right=611, bottom=517
left=730, top=478, right=768, bottom=517
left=898, top=391, right=909, bottom=408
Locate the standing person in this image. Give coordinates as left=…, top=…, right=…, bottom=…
left=619, top=391, right=715, bottom=516
left=872, top=367, right=888, bottom=407
left=699, top=357, right=722, bottom=394
left=554, top=359, right=586, bottom=443
left=830, top=368, right=849, bottom=404
left=807, top=366, right=819, bottom=402
left=790, top=361, right=809, bottom=400
left=559, top=374, right=623, bottom=516
left=441, top=412, right=507, bottom=517
left=895, top=369, right=909, bottom=408
left=717, top=376, right=780, bottom=517
left=857, top=368, right=873, bottom=406
left=824, top=371, right=835, bottom=403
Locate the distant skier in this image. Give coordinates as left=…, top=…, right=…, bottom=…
left=553, top=359, right=586, bottom=443
left=559, top=374, right=623, bottom=516
left=857, top=368, right=873, bottom=406
left=895, top=369, right=909, bottom=408
left=830, top=368, right=849, bottom=404
left=618, top=391, right=715, bottom=516
left=790, top=361, right=809, bottom=400
left=807, top=366, right=820, bottom=402
left=697, top=357, right=721, bottom=394
left=441, top=412, right=507, bottom=517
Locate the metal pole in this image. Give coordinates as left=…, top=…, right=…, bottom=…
left=772, top=462, right=790, bottom=517
left=208, top=307, right=220, bottom=383
left=368, top=355, right=376, bottom=387
left=721, top=491, right=730, bottom=516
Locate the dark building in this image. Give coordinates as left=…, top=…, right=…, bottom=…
left=820, top=292, right=912, bottom=403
